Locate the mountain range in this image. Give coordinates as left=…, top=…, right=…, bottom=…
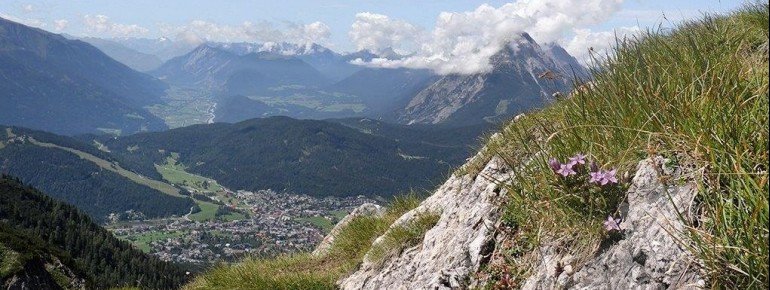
left=0, top=17, right=168, bottom=135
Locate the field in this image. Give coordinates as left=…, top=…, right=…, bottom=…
left=146, top=87, right=216, bottom=128
left=123, top=230, right=187, bottom=252
left=296, top=210, right=350, bottom=232
left=156, top=152, right=223, bottom=193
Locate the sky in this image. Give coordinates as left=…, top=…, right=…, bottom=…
left=0, top=0, right=746, bottom=74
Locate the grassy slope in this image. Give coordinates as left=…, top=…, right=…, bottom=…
left=475, top=4, right=768, bottom=288
left=185, top=5, right=768, bottom=289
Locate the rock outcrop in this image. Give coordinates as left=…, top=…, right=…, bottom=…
left=338, top=155, right=511, bottom=289
left=326, top=154, right=703, bottom=289
left=313, top=203, right=385, bottom=256
left=521, top=157, right=703, bottom=289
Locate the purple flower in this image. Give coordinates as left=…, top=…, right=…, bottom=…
left=556, top=163, right=577, bottom=177
left=602, top=169, right=618, bottom=185
left=548, top=158, right=561, bottom=172
left=603, top=215, right=622, bottom=231
left=589, top=171, right=604, bottom=184
left=568, top=153, right=587, bottom=166
left=589, top=160, right=599, bottom=173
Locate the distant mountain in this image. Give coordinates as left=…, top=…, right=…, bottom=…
left=342, top=48, right=402, bottom=62
left=152, top=44, right=329, bottom=92
left=0, top=17, right=168, bottom=135
left=211, top=42, right=363, bottom=82
left=81, top=37, right=164, bottom=71
left=111, top=37, right=197, bottom=62
left=0, top=126, right=197, bottom=221
left=329, top=67, right=437, bottom=117
left=398, top=33, right=588, bottom=126
left=97, top=116, right=485, bottom=198
left=0, top=176, right=189, bottom=289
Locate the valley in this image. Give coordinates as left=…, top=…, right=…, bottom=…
left=3, top=128, right=375, bottom=265
left=145, top=87, right=218, bottom=129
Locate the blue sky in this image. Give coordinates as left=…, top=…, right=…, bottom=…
left=0, top=0, right=746, bottom=73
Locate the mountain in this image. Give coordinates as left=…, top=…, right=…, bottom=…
left=152, top=44, right=329, bottom=92
left=398, top=33, right=588, bottom=126
left=80, top=37, right=164, bottom=71
left=0, top=126, right=197, bottom=222
left=211, top=42, right=364, bottom=82
left=0, top=176, right=189, bottom=289
left=111, top=37, right=197, bottom=62
left=329, top=67, right=437, bottom=117
left=96, top=116, right=485, bottom=198
left=0, top=17, right=168, bottom=135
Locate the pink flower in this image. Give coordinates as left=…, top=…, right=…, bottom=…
left=568, top=153, right=587, bottom=166
left=603, top=215, right=622, bottom=231
left=548, top=158, right=561, bottom=172
left=589, top=171, right=604, bottom=184
left=556, top=164, right=577, bottom=177
left=602, top=169, right=618, bottom=185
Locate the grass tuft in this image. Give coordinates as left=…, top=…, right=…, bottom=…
left=484, top=3, right=768, bottom=288
left=366, top=211, right=441, bottom=264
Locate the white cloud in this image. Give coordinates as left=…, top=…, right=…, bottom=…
left=350, top=0, right=625, bottom=75
left=162, top=20, right=331, bottom=46
left=564, top=26, right=640, bottom=64
left=53, top=19, right=69, bottom=31
left=349, top=12, right=423, bottom=55
left=22, top=4, right=35, bottom=13
left=83, top=14, right=149, bottom=37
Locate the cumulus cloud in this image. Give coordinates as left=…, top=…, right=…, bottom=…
left=162, top=20, right=331, bottom=46
left=349, top=12, right=423, bottom=55
left=564, top=26, right=640, bottom=64
left=53, top=19, right=69, bottom=31
left=351, top=0, right=625, bottom=75
left=83, top=14, right=149, bottom=37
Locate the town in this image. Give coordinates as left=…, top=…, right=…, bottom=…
left=109, top=189, right=378, bottom=264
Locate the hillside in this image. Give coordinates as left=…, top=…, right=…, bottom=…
left=96, top=116, right=485, bottom=198
left=0, top=17, right=168, bottom=135
left=0, top=126, right=197, bottom=222
left=187, top=4, right=768, bottom=289
left=81, top=37, right=164, bottom=71
left=0, top=176, right=189, bottom=289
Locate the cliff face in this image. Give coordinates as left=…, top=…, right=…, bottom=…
left=326, top=153, right=703, bottom=289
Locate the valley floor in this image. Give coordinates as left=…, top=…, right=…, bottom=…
left=106, top=189, right=376, bottom=265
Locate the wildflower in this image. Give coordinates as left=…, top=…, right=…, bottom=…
left=568, top=153, right=587, bottom=167
left=589, top=171, right=604, bottom=184
left=548, top=158, right=561, bottom=172
left=602, top=169, right=618, bottom=185
left=557, top=163, right=577, bottom=177
left=603, top=215, right=622, bottom=231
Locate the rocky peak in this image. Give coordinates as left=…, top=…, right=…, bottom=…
left=399, top=33, right=584, bottom=126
